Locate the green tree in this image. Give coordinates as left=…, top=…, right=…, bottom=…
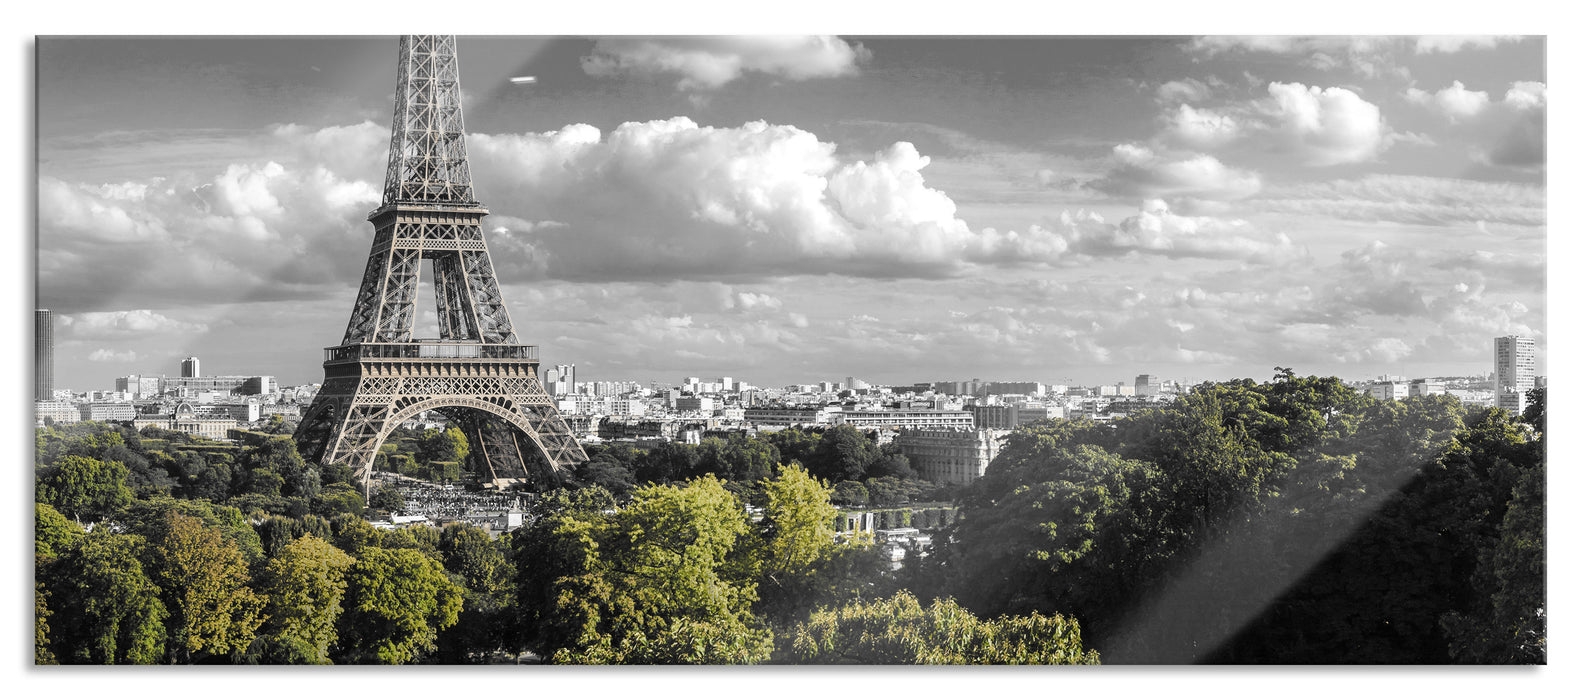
left=370, top=484, right=406, bottom=512
left=788, top=591, right=1099, bottom=664
left=42, top=531, right=167, bottom=664
left=36, top=454, right=133, bottom=521
left=418, top=426, right=470, bottom=465
left=805, top=425, right=879, bottom=483
left=150, top=512, right=264, bottom=662
left=36, top=503, right=83, bottom=559
left=336, top=547, right=464, bottom=664
left=752, top=465, right=880, bottom=625
left=517, top=478, right=773, bottom=664
left=252, top=535, right=356, bottom=664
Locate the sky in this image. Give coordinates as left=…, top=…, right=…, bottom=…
left=34, top=32, right=1548, bottom=391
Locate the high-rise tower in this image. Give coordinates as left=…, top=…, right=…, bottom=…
left=181, top=356, right=201, bottom=378
left=1495, top=335, right=1536, bottom=414
left=36, top=309, right=53, bottom=399
left=294, top=35, right=587, bottom=488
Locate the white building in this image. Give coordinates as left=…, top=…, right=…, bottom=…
left=1496, top=335, right=1536, bottom=414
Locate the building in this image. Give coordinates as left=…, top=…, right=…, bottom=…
left=116, top=375, right=165, bottom=400
left=830, top=409, right=974, bottom=431
left=79, top=402, right=138, bottom=422
left=1367, top=381, right=1408, bottom=402
left=36, top=399, right=78, bottom=426
left=894, top=428, right=1007, bottom=485
left=675, top=396, right=715, bottom=413
left=743, top=407, right=836, bottom=427
left=181, top=356, right=201, bottom=378
left=132, top=401, right=237, bottom=440
left=1409, top=380, right=1447, bottom=398
left=1496, top=335, right=1536, bottom=414
left=36, top=310, right=54, bottom=399
left=1135, top=374, right=1162, bottom=396
left=546, top=364, right=575, bottom=396
left=969, top=404, right=1061, bottom=430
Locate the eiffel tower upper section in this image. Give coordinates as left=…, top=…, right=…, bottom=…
left=338, top=34, right=520, bottom=351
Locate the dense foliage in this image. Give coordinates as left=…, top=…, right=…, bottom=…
left=33, top=376, right=1543, bottom=664
left=929, top=376, right=1545, bottom=664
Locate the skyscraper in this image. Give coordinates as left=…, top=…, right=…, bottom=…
left=181, top=356, right=201, bottom=378
left=36, top=309, right=53, bottom=399
left=1495, top=335, right=1536, bottom=414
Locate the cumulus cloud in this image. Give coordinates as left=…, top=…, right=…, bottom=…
left=1088, top=144, right=1261, bottom=201
left=1161, top=104, right=1242, bottom=150
left=1405, top=80, right=1490, bottom=121
left=61, top=309, right=209, bottom=339
left=1503, top=81, right=1546, bottom=110
left=471, top=118, right=1113, bottom=280
left=1259, top=82, right=1387, bottom=165
left=581, top=36, right=870, bottom=90
left=39, top=124, right=384, bottom=310
left=1040, top=200, right=1299, bottom=263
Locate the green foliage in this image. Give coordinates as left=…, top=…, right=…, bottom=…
left=370, top=484, right=406, bottom=512
left=121, top=497, right=265, bottom=566
left=150, top=512, right=264, bottom=662
left=788, top=591, right=1099, bottom=664
left=336, top=547, right=465, bottom=664
left=418, top=427, right=470, bottom=465
left=35, top=503, right=83, bottom=559
left=36, top=454, right=133, bottom=521
left=516, top=478, right=773, bottom=664
left=830, top=480, right=869, bottom=506
left=936, top=374, right=1542, bottom=664
left=41, top=531, right=167, bottom=664
left=254, top=535, right=356, bottom=664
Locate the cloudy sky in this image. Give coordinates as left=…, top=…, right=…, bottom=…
left=35, top=33, right=1547, bottom=391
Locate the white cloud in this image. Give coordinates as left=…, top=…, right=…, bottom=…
left=61, top=309, right=209, bottom=339
left=1162, top=104, right=1242, bottom=149
left=581, top=36, right=870, bottom=90
left=1090, top=144, right=1261, bottom=201
left=1260, top=82, right=1387, bottom=165
left=1042, top=200, right=1299, bottom=263
left=1503, top=81, right=1546, bottom=110
left=1404, top=80, right=1490, bottom=121
left=1155, top=78, right=1213, bottom=104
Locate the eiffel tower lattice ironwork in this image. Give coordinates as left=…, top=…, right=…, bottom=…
left=294, top=34, right=586, bottom=489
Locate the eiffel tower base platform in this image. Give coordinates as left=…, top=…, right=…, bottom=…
left=294, top=344, right=587, bottom=489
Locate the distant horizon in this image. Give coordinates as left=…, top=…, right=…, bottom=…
left=37, top=35, right=1546, bottom=395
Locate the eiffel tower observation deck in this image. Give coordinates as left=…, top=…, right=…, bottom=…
left=295, top=35, right=587, bottom=489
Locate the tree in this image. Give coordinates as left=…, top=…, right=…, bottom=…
left=36, top=454, right=133, bottom=521
left=804, top=426, right=879, bottom=483
left=788, top=592, right=1099, bottom=664
left=35, top=503, right=83, bottom=559
left=42, top=531, right=167, bottom=664
left=370, top=484, right=406, bottom=512
left=418, top=426, right=470, bottom=465
left=252, top=535, right=356, bottom=664
left=150, top=512, right=264, bottom=662
left=516, top=478, right=773, bottom=664
left=830, top=480, right=869, bottom=506
left=336, top=547, right=464, bottom=664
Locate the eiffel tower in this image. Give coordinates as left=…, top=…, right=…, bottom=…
left=295, top=35, right=586, bottom=489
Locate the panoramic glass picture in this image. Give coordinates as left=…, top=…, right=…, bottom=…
left=33, top=34, right=1544, bottom=665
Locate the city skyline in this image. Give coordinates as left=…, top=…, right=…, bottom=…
left=36, top=34, right=1546, bottom=391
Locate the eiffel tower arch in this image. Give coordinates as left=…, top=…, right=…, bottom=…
left=295, top=35, right=586, bottom=489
